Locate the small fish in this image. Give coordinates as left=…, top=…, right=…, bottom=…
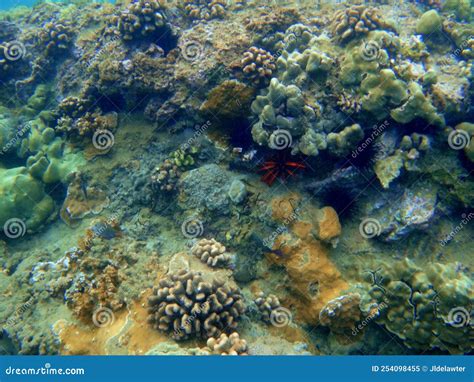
left=91, top=222, right=117, bottom=240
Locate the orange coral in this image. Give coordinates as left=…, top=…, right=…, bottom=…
left=266, top=194, right=348, bottom=324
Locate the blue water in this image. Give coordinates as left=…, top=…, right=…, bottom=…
left=0, top=0, right=37, bottom=9
left=0, top=0, right=113, bottom=11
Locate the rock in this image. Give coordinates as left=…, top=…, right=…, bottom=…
left=228, top=179, right=247, bottom=204
left=315, top=207, right=342, bottom=244
left=366, top=183, right=438, bottom=241
left=416, top=10, right=442, bottom=35
left=178, top=164, right=233, bottom=214
left=167, top=252, right=190, bottom=274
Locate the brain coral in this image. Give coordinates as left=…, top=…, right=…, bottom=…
left=147, top=270, right=245, bottom=340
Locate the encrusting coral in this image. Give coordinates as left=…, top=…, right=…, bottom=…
left=374, top=133, right=430, bottom=188
left=191, top=238, right=233, bottom=268
left=362, top=258, right=473, bottom=354
left=147, top=270, right=245, bottom=340
left=319, top=293, right=363, bottom=336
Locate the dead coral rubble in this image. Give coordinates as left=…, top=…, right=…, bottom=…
left=147, top=270, right=245, bottom=340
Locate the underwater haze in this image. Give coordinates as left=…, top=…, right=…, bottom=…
left=0, top=0, right=472, bottom=356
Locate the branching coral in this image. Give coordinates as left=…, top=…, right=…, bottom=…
left=327, top=124, right=364, bottom=157
left=330, top=5, right=395, bottom=43
left=150, top=146, right=198, bottom=193
left=205, top=332, right=248, bottom=355
left=337, top=92, right=362, bottom=114
left=254, top=292, right=283, bottom=324
left=111, top=0, right=169, bottom=41
left=181, top=0, right=226, bottom=20
left=241, top=46, right=276, bottom=85
left=38, top=21, right=73, bottom=56
left=147, top=270, right=245, bottom=340
left=191, top=238, right=233, bottom=268
left=151, top=159, right=182, bottom=193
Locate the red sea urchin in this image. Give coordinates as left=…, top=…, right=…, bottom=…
left=257, top=152, right=306, bottom=186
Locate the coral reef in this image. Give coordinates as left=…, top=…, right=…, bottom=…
left=374, top=133, right=430, bottom=188
left=111, top=0, right=169, bottom=41
left=38, top=21, right=73, bottom=56
left=151, top=159, right=182, bottom=193
left=254, top=292, right=283, bottom=324
left=181, top=0, right=227, bottom=20
left=241, top=47, right=276, bottom=86
left=0, top=0, right=472, bottom=358
left=205, top=332, right=248, bottom=355
left=330, top=6, right=395, bottom=43
left=147, top=270, right=245, bottom=340
left=59, top=173, right=110, bottom=227
left=0, top=167, right=56, bottom=235
left=191, top=238, right=233, bottom=268
left=363, top=259, right=473, bottom=354
left=319, top=293, right=363, bottom=336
